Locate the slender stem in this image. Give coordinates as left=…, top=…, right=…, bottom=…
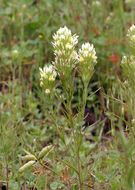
left=12, top=62, right=16, bottom=96
left=39, top=161, right=60, bottom=177
left=64, top=77, right=84, bottom=189
left=50, top=104, right=66, bottom=146
left=6, top=157, right=9, bottom=190
left=73, top=124, right=82, bottom=189
left=82, top=83, right=88, bottom=118
left=67, top=98, right=83, bottom=189
left=19, top=58, right=22, bottom=107
left=85, top=0, right=91, bottom=41
left=76, top=82, right=88, bottom=190
left=21, top=9, right=24, bottom=42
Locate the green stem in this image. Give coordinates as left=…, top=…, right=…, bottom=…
left=21, top=11, right=24, bottom=41
left=6, top=157, right=9, bottom=190
left=39, top=161, right=60, bottom=177
left=73, top=125, right=82, bottom=189
left=82, top=83, right=88, bottom=119
left=12, top=62, right=16, bottom=96
left=19, top=58, right=22, bottom=107
left=68, top=99, right=83, bottom=189
left=50, top=104, right=66, bottom=146
left=60, top=76, right=83, bottom=189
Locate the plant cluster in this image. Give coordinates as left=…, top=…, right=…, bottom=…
left=19, top=26, right=97, bottom=190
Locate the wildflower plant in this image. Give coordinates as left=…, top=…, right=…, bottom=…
left=115, top=25, right=135, bottom=188
left=19, top=26, right=97, bottom=190
left=102, top=24, right=135, bottom=190
left=2, top=1, right=135, bottom=189
left=121, top=25, right=135, bottom=123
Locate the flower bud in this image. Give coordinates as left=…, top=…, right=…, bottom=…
left=45, top=89, right=50, bottom=94
left=52, top=26, right=79, bottom=76
left=38, top=145, right=53, bottom=159
left=11, top=49, right=19, bottom=58
left=19, top=161, right=35, bottom=173
left=78, top=42, right=97, bottom=84
left=39, top=65, right=56, bottom=93
left=22, top=154, right=37, bottom=163
left=22, top=4, right=26, bottom=10
left=121, top=56, right=128, bottom=65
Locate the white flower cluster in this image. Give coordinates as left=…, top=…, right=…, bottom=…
left=127, top=25, right=135, bottom=33
left=125, top=0, right=133, bottom=4
left=127, top=25, right=135, bottom=41
left=79, top=42, right=97, bottom=64
left=39, top=65, right=57, bottom=94
left=40, top=65, right=56, bottom=81
left=92, top=1, right=101, bottom=6
left=12, top=49, right=19, bottom=58
left=122, top=55, right=135, bottom=66
left=52, top=26, right=79, bottom=73
left=121, top=56, right=128, bottom=65
left=52, top=26, right=78, bottom=53
left=39, top=26, right=97, bottom=93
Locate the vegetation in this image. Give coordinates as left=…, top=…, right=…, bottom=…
left=0, top=0, right=135, bottom=189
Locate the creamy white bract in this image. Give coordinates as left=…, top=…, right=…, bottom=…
left=39, top=65, right=56, bottom=81
left=39, top=65, right=56, bottom=94
left=79, top=42, right=97, bottom=64
left=52, top=26, right=79, bottom=72
left=52, top=26, right=78, bottom=51
left=127, top=25, right=135, bottom=39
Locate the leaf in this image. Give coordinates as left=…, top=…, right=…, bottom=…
left=50, top=181, right=65, bottom=190
left=57, top=158, right=79, bottom=175
left=127, top=165, right=135, bottom=189
left=19, top=161, right=36, bottom=173
left=38, top=145, right=53, bottom=159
